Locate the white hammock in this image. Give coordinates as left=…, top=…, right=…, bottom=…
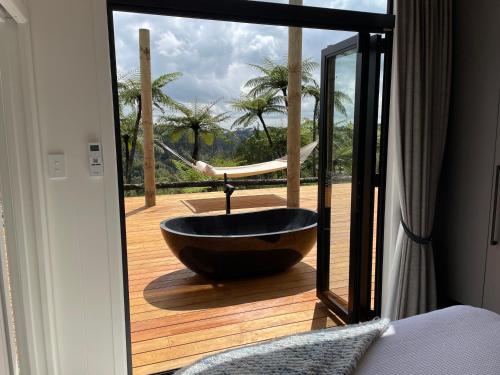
left=157, top=140, right=318, bottom=178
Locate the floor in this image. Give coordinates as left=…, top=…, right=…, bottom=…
left=125, top=184, right=353, bottom=375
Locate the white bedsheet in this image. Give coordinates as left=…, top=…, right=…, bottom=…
left=355, top=305, right=500, bottom=375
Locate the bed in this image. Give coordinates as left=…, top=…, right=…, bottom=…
left=177, top=305, right=500, bottom=374
left=356, top=305, right=500, bottom=374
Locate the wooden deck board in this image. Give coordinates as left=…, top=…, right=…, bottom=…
left=125, top=184, right=355, bottom=374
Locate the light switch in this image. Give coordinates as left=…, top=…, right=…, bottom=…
left=48, top=154, right=66, bottom=179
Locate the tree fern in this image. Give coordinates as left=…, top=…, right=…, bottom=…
left=159, top=100, right=229, bottom=160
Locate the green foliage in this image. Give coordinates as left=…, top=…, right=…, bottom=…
left=236, top=127, right=287, bottom=165
left=231, top=92, right=286, bottom=147
left=118, top=70, right=182, bottom=184
left=169, top=160, right=213, bottom=193
left=333, top=121, right=354, bottom=175
left=118, top=71, right=182, bottom=111
left=298, top=119, right=314, bottom=176
left=302, top=79, right=352, bottom=119
left=300, top=119, right=314, bottom=143
left=207, top=156, right=242, bottom=167
left=232, top=122, right=321, bottom=179
left=245, top=58, right=318, bottom=105
left=160, top=101, right=229, bottom=160
left=118, top=55, right=356, bottom=193
left=231, top=93, right=286, bottom=128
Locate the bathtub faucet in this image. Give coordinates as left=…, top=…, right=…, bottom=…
left=223, top=173, right=235, bottom=214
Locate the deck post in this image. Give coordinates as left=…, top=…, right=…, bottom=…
left=287, top=0, right=303, bottom=208
left=140, top=28, right=156, bottom=207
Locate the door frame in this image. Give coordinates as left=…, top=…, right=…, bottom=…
left=317, top=33, right=392, bottom=323
left=316, top=33, right=371, bottom=322
left=105, top=0, right=394, bottom=372
left=108, top=0, right=394, bottom=31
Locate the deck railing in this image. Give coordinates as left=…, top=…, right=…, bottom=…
left=123, top=175, right=352, bottom=192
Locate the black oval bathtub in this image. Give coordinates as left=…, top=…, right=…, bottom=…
left=160, top=208, right=317, bottom=279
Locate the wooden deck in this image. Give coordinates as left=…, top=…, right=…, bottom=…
left=125, top=184, right=353, bottom=375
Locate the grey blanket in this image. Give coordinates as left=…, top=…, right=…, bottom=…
left=176, top=318, right=389, bottom=375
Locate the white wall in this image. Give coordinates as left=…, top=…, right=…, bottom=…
left=2, top=0, right=128, bottom=373
left=1, top=19, right=53, bottom=375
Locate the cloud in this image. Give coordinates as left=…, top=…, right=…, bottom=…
left=112, top=0, right=385, bottom=127
left=156, top=31, right=186, bottom=57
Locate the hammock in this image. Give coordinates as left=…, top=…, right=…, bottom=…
left=156, top=140, right=318, bottom=179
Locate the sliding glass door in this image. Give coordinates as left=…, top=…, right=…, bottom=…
left=317, top=33, right=389, bottom=323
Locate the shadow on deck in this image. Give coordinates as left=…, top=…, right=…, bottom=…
left=143, top=262, right=316, bottom=310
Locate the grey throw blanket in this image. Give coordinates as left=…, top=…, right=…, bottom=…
left=176, top=318, right=389, bottom=375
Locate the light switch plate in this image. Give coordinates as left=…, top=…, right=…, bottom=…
left=48, top=154, right=66, bottom=179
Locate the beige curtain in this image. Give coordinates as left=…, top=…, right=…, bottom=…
left=387, top=0, right=453, bottom=319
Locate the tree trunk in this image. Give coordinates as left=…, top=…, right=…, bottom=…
left=212, top=135, right=217, bottom=157
left=281, top=87, right=288, bottom=111
left=192, top=127, right=200, bottom=160
left=123, top=134, right=130, bottom=179
left=127, top=96, right=141, bottom=184
left=287, top=0, right=303, bottom=208
left=140, top=28, right=156, bottom=207
left=281, top=88, right=289, bottom=109
left=312, top=98, right=319, bottom=177
left=258, top=114, right=274, bottom=147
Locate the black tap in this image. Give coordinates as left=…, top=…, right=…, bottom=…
left=223, top=173, right=235, bottom=214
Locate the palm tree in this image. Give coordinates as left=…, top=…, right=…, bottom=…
left=231, top=92, right=286, bottom=147
left=244, top=58, right=317, bottom=108
left=119, top=112, right=137, bottom=178
left=302, top=79, right=352, bottom=125
left=118, top=70, right=182, bottom=183
left=333, top=121, right=354, bottom=175
left=301, top=80, right=321, bottom=127
left=302, top=80, right=352, bottom=176
left=161, top=101, right=229, bottom=160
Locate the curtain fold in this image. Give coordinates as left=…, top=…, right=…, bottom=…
left=388, top=0, right=452, bottom=319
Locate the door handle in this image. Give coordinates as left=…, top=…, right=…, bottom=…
left=490, top=166, right=500, bottom=245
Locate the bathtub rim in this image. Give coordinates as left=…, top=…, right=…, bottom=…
left=160, top=207, right=318, bottom=239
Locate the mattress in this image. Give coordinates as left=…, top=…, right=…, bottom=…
left=355, top=305, right=500, bottom=375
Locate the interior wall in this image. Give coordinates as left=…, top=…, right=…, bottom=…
left=434, top=0, right=500, bottom=308
left=0, top=18, right=54, bottom=375
left=9, top=0, right=128, bottom=373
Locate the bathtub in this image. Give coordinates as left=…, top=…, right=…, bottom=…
left=160, top=208, right=317, bottom=279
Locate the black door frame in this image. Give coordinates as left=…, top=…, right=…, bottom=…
left=105, top=1, right=394, bottom=373
left=317, top=33, right=391, bottom=323
left=316, top=34, right=368, bottom=321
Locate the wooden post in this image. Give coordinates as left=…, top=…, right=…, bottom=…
left=287, top=0, right=303, bottom=208
left=140, top=28, right=156, bottom=207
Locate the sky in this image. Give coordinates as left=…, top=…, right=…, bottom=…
left=112, top=0, right=386, bottom=128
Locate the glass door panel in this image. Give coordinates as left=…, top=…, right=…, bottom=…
left=317, top=35, right=363, bottom=322
left=317, top=33, right=387, bottom=323
left=326, top=50, right=356, bottom=307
